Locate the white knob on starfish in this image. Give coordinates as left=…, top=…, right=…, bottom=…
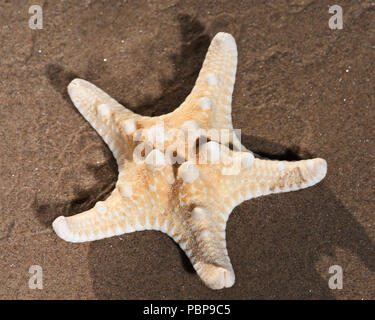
left=178, top=161, right=200, bottom=183
left=196, top=97, right=211, bottom=110
left=98, top=104, right=111, bottom=118
left=181, top=120, right=201, bottom=134
left=145, top=149, right=166, bottom=170
left=146, top=124, right=166, bottom=145
left=118, top=182, right=133, bottom=197
left=240, top=152, right=254, bottom=169
left=122, top=118, right=136, bottom=135
left=191, top=207, right=208, bottom=221
left=200, top=141, right=221, bottom=164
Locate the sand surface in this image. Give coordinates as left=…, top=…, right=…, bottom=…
left=0, top=0, right=374, bottom=299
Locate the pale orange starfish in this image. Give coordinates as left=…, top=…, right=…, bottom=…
left=52, top=32, right=327, bottom=289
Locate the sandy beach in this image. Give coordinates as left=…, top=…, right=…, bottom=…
left=0, top=0, right=374, bottom=299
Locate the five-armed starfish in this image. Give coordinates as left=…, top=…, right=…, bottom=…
left=52, top=32, right=327, bottom=290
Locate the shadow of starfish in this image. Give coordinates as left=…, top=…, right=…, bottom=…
left=118, top=14, right=210, bottom=117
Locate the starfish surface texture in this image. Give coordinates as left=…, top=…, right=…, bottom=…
left=52, top=32, right=327, bottom=290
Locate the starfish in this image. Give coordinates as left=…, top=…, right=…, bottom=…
left=52, top=32, right=327, bottom=290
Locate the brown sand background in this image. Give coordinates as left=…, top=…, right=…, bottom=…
left=0, top=0, right=374, bottom=299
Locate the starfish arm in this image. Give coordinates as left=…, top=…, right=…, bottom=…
left=163, top=33, right=244, bottom=148
left=227, top=157, right=327, bottom=207
left=52, top=151, right=176, bottom=242
left=52, top=188, right=148, bottom=242
left=68, top=79, right=141, bottom=164
left=180, top=32, right=237, bottom=128
left=167, top=206, right=234, bottom=290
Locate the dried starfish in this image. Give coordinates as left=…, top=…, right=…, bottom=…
left=52, top=32, right=327, bottom=289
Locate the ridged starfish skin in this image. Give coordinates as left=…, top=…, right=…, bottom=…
left=52, top=32, right=327, bottom=290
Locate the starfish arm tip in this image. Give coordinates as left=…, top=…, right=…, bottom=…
left=312, top=157, right=328, bottom=183
left=52, top=216, right=73, bottom=242
left=196, top=263, right=235, bottom=290
left=169, top=31, right=237, bottom=132
left=67, top=78, right=88, bottom=96
left=214, top=32, right=236, bottom=49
